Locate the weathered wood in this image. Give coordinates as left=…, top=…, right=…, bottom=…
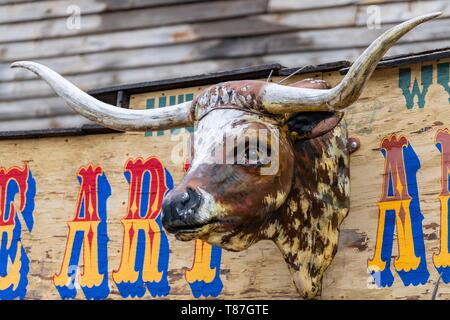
left=4, top=39, right=447, bottom=102
left=88, top=63, right=283, bottom=96
left=318, top=62, right=450, bottom=299
left=0, top=24, right=196, bottom=62
left=0, top=0, right=449, bottom=132
left=0, top=97, right=73, bottom=120
left=268, top=39, right=450, bottom=69
left=5, top=17, right=450, bottom=82
left=268, top=0, right=359, bottom=12
left=0, top=57, right=274, bottom=101
left=0, top=132, right=300, bottom=299
left=0, top=0, right=267, bottom=44
left=0, top=9, right=357, bottom=62
left=1, top=4, right=448, bottom=82
left=0, top=114, right=93, bottom=131
left=5, top=0, right=444, bottom=45
left=0, top=0, right=209, bottom=24
left=0, top=124, right=117, bottom=140
left=3, top=0, right=446, bottom=63
left=354, top=0, right=450, bottom=25
left=268, top=0, right=448, bottom=12
left=0, top=0, right=35, bottom=5
left=124, top=56, right=450, bottom=300
left=1, top=55, right=450, bottom=299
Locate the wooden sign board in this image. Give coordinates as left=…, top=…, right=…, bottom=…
left=1, top=52, right=450, bottom=300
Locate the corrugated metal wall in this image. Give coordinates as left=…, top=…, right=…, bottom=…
left=0, top=0, right=448, bottom=131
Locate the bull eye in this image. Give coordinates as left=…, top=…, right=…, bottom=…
left=243, top=145, right=271, bottom=167
left=230, top=136, right=271, bottom=168
left=247, top=148, right=258, bottom=161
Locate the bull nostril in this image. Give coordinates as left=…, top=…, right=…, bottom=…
left=161, top=187, right=203, bottom=233
left=186, top=187, right=201, bottom=208
left=180, top=191, right=190, bottom=203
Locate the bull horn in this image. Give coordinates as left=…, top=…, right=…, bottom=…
left=10, top=61, right=193, bottom=131
left=261, top=12, right=442, bottom=113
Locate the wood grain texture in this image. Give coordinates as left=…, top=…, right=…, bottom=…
left=4, top=17, right=450, bottom=83
left=1, top=0, right=449, bottom=132
left=0, top=0, right=207, bottom=24
left=2, top=41, right=446, bottom=102
left=3, top=0, right=448, bottom=63
left=320, top=60, right=449, bottom=300
left=0, top=56, right=447, bottom=299
left=0, top=0, right=267, bottom=43
left=0, top=132, right=299, bottom=300
left=0, top=114, right=92, bottom=131
left=126, top=58, right=450, bottom=299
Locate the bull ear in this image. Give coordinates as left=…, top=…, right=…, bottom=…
left=286, top=79, right=342, bottom=140
left=287, top=112, right=342, bottom=140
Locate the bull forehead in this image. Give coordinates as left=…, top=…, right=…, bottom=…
left=190, top=109, right=280, bottom=169
left=193, top=80, right=269, bottom=119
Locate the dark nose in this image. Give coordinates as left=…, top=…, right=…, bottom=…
left=161, top=187, right=202, bottom=232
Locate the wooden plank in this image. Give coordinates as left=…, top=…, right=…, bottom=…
left=2, top=37, right=446, bottom=102
left=2, top=0, right=446, bottom=62
left=0, top=55, right=449, bottom=299
left=0, top=8, right=354, bottom=62
left=5, top=15, right=450, bottom=82
left=268, top=0, right=440, bottom=12
left=88, top=63, right=283, bottom=96
left=124, top=56, right=450, bottom=300
left=0, top=0, right=37, bottom=5
left=0, top=114, right=93, bottom=131
left=90, top=48, right=450, bottom=98
left=318, top=60, right=450, bottom=299
left=0, top=15, right=298, bottom=63
left=0, top=131, right=300, bottom=299
left=0, top=57, right=272, bottom=101
left=267, top=0, right=450, bottom=29
left=2, top=41, right=221, bottom=81
left=263, top=19, right=450, bottom=53
left=0, top=24, right=195, bottom=62
left=0, top=97, right=73, bottom=120
left=0, top=0, right=208, bottom=24
left=0, top=124, right=117, bottom=140
left=355, top=0, right=450, bottom=25
left=0, top=0, right=267, bottom=44
left=268, top=0, right=359, bottom=12
left=266, top=39, right=450, bottom=68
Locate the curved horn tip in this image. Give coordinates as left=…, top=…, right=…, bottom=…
left=10, top=61, right=36, bottom=70
left=11, top=61, right=26, bottom=68
left=410, top=12, right=441, bottom=24
left=423, top=11, right=442, bottom=19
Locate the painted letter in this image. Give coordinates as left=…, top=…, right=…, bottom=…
left=434, top=129, right=450, bottom=282
left=113, top=157, right=172, bottom=298
left=54, top=164, right=110, bottom=300
left=399, top=65, right=433, bottom=109
left=183, top=161, right=223, bottom=298
left=437, top=63, right=450, bottom=104
left=0, top=165, right=35, bottom=299
left=368, top=135, right=428, bottom=287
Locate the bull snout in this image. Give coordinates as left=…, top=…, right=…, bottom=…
left=161, top=187, right=203, bottom=233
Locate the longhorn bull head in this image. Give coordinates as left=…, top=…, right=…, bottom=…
left=11, top=13, right=440, bottom=299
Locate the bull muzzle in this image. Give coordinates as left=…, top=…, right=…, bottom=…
left=161, top=187, right=203, bottom=234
